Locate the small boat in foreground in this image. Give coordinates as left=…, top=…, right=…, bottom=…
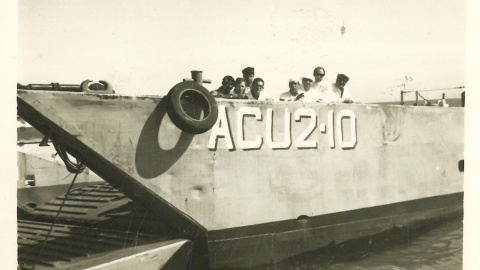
left=17, top=75, right=464, bottom=269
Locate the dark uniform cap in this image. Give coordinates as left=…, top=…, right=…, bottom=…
left=337, top=74, right=349, bottom=82
left=242, top=67, right=255, bottom=76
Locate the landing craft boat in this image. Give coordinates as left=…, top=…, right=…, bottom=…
left=17, top=82, right=193, bottom=270
left=17, top=72, right=464, bottom=269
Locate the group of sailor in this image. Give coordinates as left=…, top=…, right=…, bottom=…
left=211, top=66, right=354, bottom=103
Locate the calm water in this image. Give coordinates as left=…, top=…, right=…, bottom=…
left=325, top=217, right=463, bottom=270
left=271, top=216, right=463, bottom=270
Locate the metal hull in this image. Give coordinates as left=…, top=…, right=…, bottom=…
left=207, top=192, right=462, bottom=268
left=17, top=90, right=464, bottom=268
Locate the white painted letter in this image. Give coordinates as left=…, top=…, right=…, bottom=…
left=266, top=108, right=292, bottom=149
left=237, top=107, right=263, bottom=150
left=294, top=109, right=317, bottom=149
left=328, top=110, right=335, bottom=148
left=336, top=110, right=357, bottom=149
left=208, top=105, right=234, bottom=150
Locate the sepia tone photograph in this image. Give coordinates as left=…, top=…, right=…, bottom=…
left=2, top=0, right=479, bottom=269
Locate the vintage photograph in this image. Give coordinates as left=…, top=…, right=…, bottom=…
left=8, top=0, right=477, bottom=269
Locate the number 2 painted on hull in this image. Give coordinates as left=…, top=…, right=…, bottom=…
left=295, top=109, right=317, bottom=149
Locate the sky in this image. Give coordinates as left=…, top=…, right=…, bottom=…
left=17, top=0, right=466, bottom=103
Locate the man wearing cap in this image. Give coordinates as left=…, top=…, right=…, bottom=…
left=242, top=67, right=255, bottom=94
left=279, top=79, right=306, bottom=101
left=211, top=75, right=235, bottom=98
left=326, top=74, right=354, bottom=103
left=246, top=78, right=275, bottom=101
left=301, top=76, right=321, bottom=102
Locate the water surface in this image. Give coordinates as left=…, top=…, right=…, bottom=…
left=270, top=217, right=463, bottom=270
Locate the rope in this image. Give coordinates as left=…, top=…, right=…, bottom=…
left=52, top=141, right=86, bottom=174
left=31, top=171, right=80, bottom=270
left=417, top=92, right=428, bottom=101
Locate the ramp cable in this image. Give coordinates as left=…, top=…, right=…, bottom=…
left=31, top=171, right=80, bottom=270
left=52, top=141, right=86, bottom=174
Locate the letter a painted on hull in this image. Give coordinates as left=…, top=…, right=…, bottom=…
left=208, top=105, right=234, bottom=150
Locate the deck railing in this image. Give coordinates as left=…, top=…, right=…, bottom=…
left=400, top=86, right=465, bottom=106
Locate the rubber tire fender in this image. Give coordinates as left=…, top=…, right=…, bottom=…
left=165, top=81, right=218, bottom=134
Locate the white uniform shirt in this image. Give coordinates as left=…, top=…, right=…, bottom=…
left=246, top=91, right=275, bottom=101
left=324, top=83, right=354, bottom=103
left=279, top=90, right=307, bottom=101
left=312, top=80, right=331, bottom=101
left=302, top=89, right=322, bottom=102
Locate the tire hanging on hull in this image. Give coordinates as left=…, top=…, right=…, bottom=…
left=165, top=81, right=218, bottom=134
